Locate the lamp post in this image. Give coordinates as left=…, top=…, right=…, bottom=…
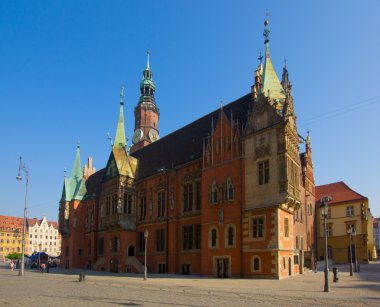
left=144, top=228, right=149, bottom=280
left=347, top=226, right=354, bottom=276
left=352, top=228, right=358, bottom=272
left=16, top=156, right=29, bottom=277
left=320, top=195, right=331, bottom=292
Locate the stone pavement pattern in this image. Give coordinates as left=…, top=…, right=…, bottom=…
left=0, top=263, right=379, bottom=306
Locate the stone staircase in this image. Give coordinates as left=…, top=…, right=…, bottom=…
left=125, top=256, right=144, bottom=273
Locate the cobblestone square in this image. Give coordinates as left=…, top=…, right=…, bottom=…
left=0, top=262, right=379, bottom=306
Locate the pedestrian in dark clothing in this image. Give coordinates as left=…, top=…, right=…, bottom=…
left=47, top=260, right=51, bottom=273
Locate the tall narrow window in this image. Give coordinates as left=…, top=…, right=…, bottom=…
left=211, top=182, right=218, bottom=204
left=124, top=193, right=133, bottom=214
left=211, top=229, right=217, bottom=247
left=258, top=161, right=269, bottom=185
left=138, top=232, right=145, bottom=253
left=184, top=184, right=193, bottom=212
left=155, top=229, right=165, bottom=252
left=195, top=182, right=201, bottom=210
left=252, top=217, right=264, bottom=238
left=157, top=191, right=166, bottom=217
left=284, top=218, right=289, bottom=237
left=226, top=178, right=234, bottom=201
left=227, top=226, right=234, bottom=246
left=139, top=196, right=147, bottom=220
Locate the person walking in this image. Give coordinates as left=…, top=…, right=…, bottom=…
left=40, top=262, right=46, bottom=273
left=47, top=259, right=51, bottom=273
left=10, top=261, right=14, bottom=271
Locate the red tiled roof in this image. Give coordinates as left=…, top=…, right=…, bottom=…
left=316, top=181, right=366, bottom=205
left=0, top=215, right=24, bottom=232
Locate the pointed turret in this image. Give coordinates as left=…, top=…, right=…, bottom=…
left=281, top=61, right=292, bottom=96
left=261, top=20, right=286, bottom=101
left=71, top=142, right=83, bottom=182
left=138, top=51, right=156, bottom=105
left=114, top=86, right=127, bottom=148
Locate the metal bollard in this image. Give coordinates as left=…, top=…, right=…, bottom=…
left=333, top=267, right=339, bottom=282
left=79, top=272, right=86, bottom=282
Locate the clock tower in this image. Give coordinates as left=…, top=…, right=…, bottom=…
left=130, top=52, right=160, bottom=154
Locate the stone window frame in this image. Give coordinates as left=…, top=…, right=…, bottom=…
left=209, top=227, right=219, bottom=249
left=251, top=255, right=261, bottom=272
left=284, top=217, right=289, bottom=238
left=346, top=205, right=354, bottom=217
left=250, top=215, right=265, bottom=240
left=225, top=224, right=236, bottom=248
left=258, top=160, right=269, bottom=185
left=225, top=177, right=234, bottom=202
left=210, top=181, right=218, bottom=204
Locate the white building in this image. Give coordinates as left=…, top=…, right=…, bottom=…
left=27, top=216, right=61, bottom=256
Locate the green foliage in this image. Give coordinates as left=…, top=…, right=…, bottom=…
left=5, top=253, right=22, bottom=260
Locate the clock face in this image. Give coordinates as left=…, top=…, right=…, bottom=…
left=148, top=129, right=159, bottom=142
left=132, top=129, right=144, bottom=144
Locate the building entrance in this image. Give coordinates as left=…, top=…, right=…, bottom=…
left=216, top=258, right=229, bottom=278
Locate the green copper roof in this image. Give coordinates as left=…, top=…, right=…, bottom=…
left=114, top=93, right=127, bottom=149
left=71, top=144, right=83, bottom=182
left=261, top=44, right=286, bottom=101
left=60, top=144, right=87, bottom=202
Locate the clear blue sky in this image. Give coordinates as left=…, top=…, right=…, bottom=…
left=1, top=0, right=379, bottom=221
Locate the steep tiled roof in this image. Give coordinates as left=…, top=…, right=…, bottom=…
left=85, top=168, right=105, bottom=198
left=131, top=93, right=251, bottom=179
left=316, top=181, right=366, bottom=205
left=0, top=215, right=24, bottom=232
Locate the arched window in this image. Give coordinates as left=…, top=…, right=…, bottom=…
left=227, top=226, right=234, bottom=246
left=211, top=229, right=217, bottom=247
left=252, top=256, right=261, bottom=272
left=211, top=182, right=218, bottom=204
left=225, top=178, right=234, bottom=201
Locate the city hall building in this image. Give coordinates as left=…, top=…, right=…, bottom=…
left=59, top=21, right=316, bottom=279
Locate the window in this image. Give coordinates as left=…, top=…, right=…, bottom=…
left=227, top=226, right=234, bottom=246
left=139, top=196, right=147, bottom=220
left=210, top=228, right=217, bottom=248
left=211, top=182, right=218, bottom=204
left=283, top=257, right=286, bottom=270
left=106, top=196, right=111, bottom=215
left=183, top=224, right=201, bottom=250
left=158, top=263, right=166, bottom=273
left=296, top=236, right=299, bottom=249
left=294, top=255, right=299, bottom=265
left=65, top=246, right=69, bottom=256
left=327, top=208, right=331, bottom=219
left=346, top=206, right=354, bottom=217
left=225, top=178, right=234, bottom=201
left=326, top=225, right=332, bottom=237
left=184, top=183, right=193, bottom=212
left=252, top=257, right=260, bottom=272
left=111, top=236, right=119, bottom=253
left=195, top=182, right=201, bottom=210
left=157, top=191, right=166, bottom=217
left=284, top=218, right=289, bottom=237
left=138, top=232, right=145, bottom=253
left=124, top=193, right=133, bottom=214
left=87, top=239, right=91, bottom=255
left=258, top=161, right=269, bottom=185
left=112, top=194, right=117, bottom=213
left=252, top=217, right=264, bottom=239
left=155, top=229, right=165, bottom=252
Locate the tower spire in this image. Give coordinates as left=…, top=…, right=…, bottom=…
left=261, top=19, right=286, bottom=101
left=71, top=142, right=83, bottom=181
left=114, top=85, right=127, bottom=148
left=146, top=50, right=150, bottom=70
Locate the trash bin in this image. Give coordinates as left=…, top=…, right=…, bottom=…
left=333, top=267, right=339, bottom=282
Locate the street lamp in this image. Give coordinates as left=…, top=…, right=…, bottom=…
left=16, top=156, right=29, bottom=277
left=352, top=228, right=358, bottom=272
left=320, top=195, right=332, bottom=292
left=347, top=226, right=354, bottom=276
left=144, top=228, right=149, bottom=280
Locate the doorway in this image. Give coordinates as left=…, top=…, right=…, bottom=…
left=216, top=258, right=229, bottom=278
left=110, top=258, right=119, bottom=273
left=128, top=245, right=135, bottom=257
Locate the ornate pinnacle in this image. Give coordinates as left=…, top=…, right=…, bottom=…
left=263, top=20, right=270, bottom=45
left=120, top=85, right=125, bottom=105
